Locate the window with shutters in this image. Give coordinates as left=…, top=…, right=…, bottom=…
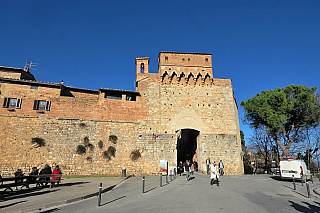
left=33, top=100, right=51, bottom=111
left=2, top=97, right=22, bottom=109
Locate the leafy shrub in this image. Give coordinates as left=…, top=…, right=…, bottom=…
left=130, top=149, right=141, bottom=161
left=102, top=151, right=111, bottom=161
left=86, top=156, right=92, bottom=162
left=79, top=123, right=86, bottom=128
left=83, top=136, right=90, bottom=147
left=109, top=135, right=118, bottom=144
left=31, top=137, right=46, bottom=147
left=98, top=140, right=104, bottom=149
left=76, top=145, right=86, bottom=155
left=107, top=146, right=116, bottom=157
left=88, top=143, right=94, bottom=151
left=82, top=136, right=94, bottom=151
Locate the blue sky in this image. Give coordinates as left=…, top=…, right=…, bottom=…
left=1, top=0, right=320, bottom=142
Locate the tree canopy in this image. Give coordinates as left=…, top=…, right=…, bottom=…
left=241, top=85, right=320, bottom=156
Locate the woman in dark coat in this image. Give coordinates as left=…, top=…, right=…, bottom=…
left=39, top=164, right=52, bottom=186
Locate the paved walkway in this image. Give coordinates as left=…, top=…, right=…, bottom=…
left=1, top=173, right=320, bottom=213
left=40, top=173, right=320, bottom=213
left=0, top=176, right=126, bottom=213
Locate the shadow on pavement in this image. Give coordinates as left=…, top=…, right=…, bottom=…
left=39, top=207, right=60, bottom=213
left=101, top=196, right=126, bottom=206
left=0, top=189, right=60, bottom=202
left=0, top=181, right=90, bottom=201
left=269, top=175, right=289, bottom=182
left=60, top=181, right=90, bottom=187
left=288, top=200, right=320, bottom=212
left=145, top=187, right=157, bottom=193
left=83, top=184, right=117, bottom=199
left=283, top=185, right=308, bottom=198
left=0, top=200, right=26, bottom=209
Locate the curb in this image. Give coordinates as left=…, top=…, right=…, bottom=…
left=26, top=175, right=133, bottom=213
left=313, top=186, right=320, bottom=196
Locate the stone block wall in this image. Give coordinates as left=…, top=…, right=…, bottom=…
left=198, top=134, right=243, bottom=174
left=0, top=71, right=21, bottom=80
left=0, top=115, right=161, bottom=177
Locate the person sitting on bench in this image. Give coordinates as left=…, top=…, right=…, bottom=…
left=29, top=167, right=39, bottom=182
left=14, top=169, right=24, bottom=190
left=52, top=165, right=62, bottom=186
left=39, top=164, right=52, bottom=187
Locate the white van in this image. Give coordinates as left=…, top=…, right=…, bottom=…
left=279, top=159, right=311, bottom=180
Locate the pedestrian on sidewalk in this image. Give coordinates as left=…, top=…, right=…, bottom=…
left=210, top=161, right=219, bottom=186
left=219, top=160, right=224, bottom=176
left=184, top=160, right=190, bottom=181
left=178, top=161, right=183, bottom=176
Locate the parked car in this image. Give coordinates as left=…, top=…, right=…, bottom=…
left=279, top=159, right=310, bottom=180
left=270, top=161, right=279, bottom=175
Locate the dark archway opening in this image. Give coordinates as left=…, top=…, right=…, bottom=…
left=177, top=129, right=199, bottom=167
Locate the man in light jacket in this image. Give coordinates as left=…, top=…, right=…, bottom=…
left=210, top=161, right=219, bottom=186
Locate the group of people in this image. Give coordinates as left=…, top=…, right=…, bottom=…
left=13, top=164, right=62, bottom=189
left=178, top=160, right=198, bottom=181
left=177, top=159, right=224, bottom=184
left=210, top=160, right=224, bottom=186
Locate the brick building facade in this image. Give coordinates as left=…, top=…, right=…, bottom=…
left=0, top=52, right=244, bottom=176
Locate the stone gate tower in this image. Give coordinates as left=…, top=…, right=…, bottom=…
left=136, top=52, right=243, bottom=174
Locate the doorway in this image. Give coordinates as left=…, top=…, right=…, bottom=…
left=177, top=129, right=199, bottom=167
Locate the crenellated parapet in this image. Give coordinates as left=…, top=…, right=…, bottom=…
left=158, top=52, right=215, bottom=86
left=160, top=70, right=213, bottom=86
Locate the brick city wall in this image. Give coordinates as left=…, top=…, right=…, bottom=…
left=0, top=52, right=244, bottom=177
left=0, top=82, right=145, bottom=122
left=0, top=115, right=167, bottom=177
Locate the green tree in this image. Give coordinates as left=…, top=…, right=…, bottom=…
left=240, top=130, right=253, bottom=174
left=241, top=85, right=320, bottom=157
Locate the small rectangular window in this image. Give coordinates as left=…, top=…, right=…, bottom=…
left=2, top=97, right=22, bottom=109
left=105, top=93, right=122, bottom=100
left=30, top=85, right=38, bottom=90
left=126, top=95, right=136, bottom=101
left=33, top=100, right=51, bottom=111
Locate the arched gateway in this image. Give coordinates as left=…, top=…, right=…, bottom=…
left=172, top=110, right=203, bottom=167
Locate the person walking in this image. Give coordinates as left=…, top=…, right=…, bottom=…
left=219, top=160, right=224, bottom=176
left=210, top=161, right=219, bottom=186
left=184, top=160, right=190, bottom=181
left=178, top=162, right=183, bottom=176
